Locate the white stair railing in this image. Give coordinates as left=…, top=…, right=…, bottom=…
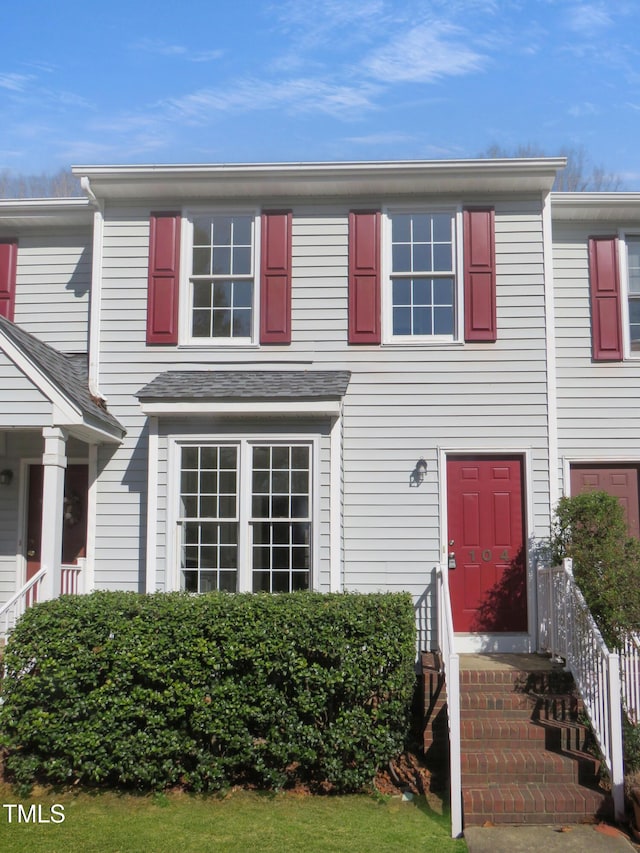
left=0, top=567, right=47, bottom=645
left=619, top=631, right=640, bottom=726
left=538, top=561, right=625, bottom=822
left=0, top=561, right=86, bottom=646
left=436, top=565, right=462, bottom=839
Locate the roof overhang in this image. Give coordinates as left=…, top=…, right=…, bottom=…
left=551, top=192, right=640, bottom=223
left=73, top=158, right=566, bottom=203
left=0, top=329, right=123, bottom=444
left=0, top=198, right=94, bottom=230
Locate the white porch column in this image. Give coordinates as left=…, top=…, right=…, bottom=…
left=39, top=427, right=68, bottom=601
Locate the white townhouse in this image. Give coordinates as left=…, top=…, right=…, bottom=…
left=1, top=156, right=632, bottom=658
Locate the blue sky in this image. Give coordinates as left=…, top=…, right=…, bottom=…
left=3, top=1, right=640, bottom=186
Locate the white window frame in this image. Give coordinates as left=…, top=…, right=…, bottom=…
left=169, top=433, right=319, bottom=593
left=618, top=231, right=640, bottom=359
left=179, top=207, right=261, bottom=347
left=382, top=205, right=463, bottom=345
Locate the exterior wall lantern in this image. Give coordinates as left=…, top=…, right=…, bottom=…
left=409, top=458, right=428, bottom=487
left=0, top=469, right=14, bottom=486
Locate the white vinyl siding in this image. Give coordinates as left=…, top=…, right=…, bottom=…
left=0, top=352, right=52, bottom=426
left=553, top=222, right=640, bottom=488
left=93, top=198, right=550, bottom=620
left=13, top=232, right=91, bottom=352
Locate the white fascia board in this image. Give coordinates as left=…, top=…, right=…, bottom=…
left=73, top=158, right=566, bottom=202
left=138, top=400, right=343, bottom=417
left=0, top=334, right=80, bottom=423
left=0, top=197, right=94, bottom=229
left=552, top=192, right=640, bottom=222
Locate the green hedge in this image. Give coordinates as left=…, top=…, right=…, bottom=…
left=0, top=591, right=416, bottom=793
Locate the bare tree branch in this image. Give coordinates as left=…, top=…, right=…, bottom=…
left=0, top=168, right=82, bottom=198
left=477, top=143, right=623, bottom=191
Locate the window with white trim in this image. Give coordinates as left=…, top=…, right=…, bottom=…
left=386, top=210, right=458, bottom=342
left=185, top=212, right=257, bottom=343
left=178, top=440, right=312, bottom=593
left=626, top=236, right=640, bottom=352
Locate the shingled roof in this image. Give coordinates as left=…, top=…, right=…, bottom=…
left=136, top=370, right=351, bottom=400
left=0, top=315, right=124, bottom=437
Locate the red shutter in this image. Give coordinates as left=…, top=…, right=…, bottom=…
left=0, top=239, right=18, bottom=321
left=589, top=236, right=623, bottom=361
left=146, top=213, right=181, bottom=345
left=348, top=211, right=381, bottom=344
left=463, top=209, right=496, bottom=342
left=260, top=210, right=292, bottom=344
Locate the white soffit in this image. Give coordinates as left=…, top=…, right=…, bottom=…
left=72, top=159, right=566, bottom=202
left=551, top=193, right=640, bottom=222
left=0, top=198, right=94, bottom=229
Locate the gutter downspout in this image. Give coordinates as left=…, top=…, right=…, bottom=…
left=541, top=190, right=559, bottom=652
left=81, top=176, right=104, bottom=401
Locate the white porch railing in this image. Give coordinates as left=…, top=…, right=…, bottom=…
left=538, top=561, right=625, bottom=822
left=61, top=558, right=85, bottom=596
left=436, top=565, right=462, bottom=839
left=0, top=560, right=85, bottom=645
left=619, top=631, right=640, bottom=726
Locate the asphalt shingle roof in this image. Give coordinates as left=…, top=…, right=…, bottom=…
left=136, top=370, right=351, bottom=400
left=0, top=315, right=124, bottom=436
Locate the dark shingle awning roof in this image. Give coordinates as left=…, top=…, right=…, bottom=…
left=136, top=370, right=351, bottom=401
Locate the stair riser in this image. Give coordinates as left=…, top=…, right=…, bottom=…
left=463, top=786, right=612, bottom=826
left=461, top=723, right=588, bottom=749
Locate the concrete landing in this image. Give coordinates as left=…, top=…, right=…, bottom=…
left=465, top=823, right=637, bottom=852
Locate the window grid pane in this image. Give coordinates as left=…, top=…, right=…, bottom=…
left=250, top=445, right=311, bottom=592
left=391, top=213, right=453, bottom=275
left=190, top=214, right=254, bottom=339
left=391, top=277, right=454, bottom=336
left=179, top=445, right=238, bottom=592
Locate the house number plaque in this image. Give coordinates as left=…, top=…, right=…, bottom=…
left=468, top=549, right=510, bottom=562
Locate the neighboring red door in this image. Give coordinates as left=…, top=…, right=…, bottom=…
left=447, top=456, right=527, bottom=633
left=26, top=465, right=44, bottom=581
left=26, top=464, right=88, bottom=580
left=570, top=464, right=640, bottom=538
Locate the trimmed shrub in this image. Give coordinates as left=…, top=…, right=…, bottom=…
left=550, top=490, right=640, bottom=645
left=0, top=591, right=416, bottom=794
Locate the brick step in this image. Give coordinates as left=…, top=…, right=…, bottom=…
left=461, top=747, right=600, bottom=785
left=460, top=669, right=574, bottom=694
left=461, top=718, right=589, bottom=751
left=460, top=689, right=533, bottom=707
left=463, top=782, right=612, bottom=826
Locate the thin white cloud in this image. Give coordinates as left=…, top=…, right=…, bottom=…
left=163, top=77, right=381, bottom=121
left=568, top=102, right=598, bottom=118
left=345, top=131, right=416, bottom=145
left=364, top=22, right=486, bottom=83
left=0, top=72, right=34, bottom=92
left=564, top=3, right=612, bottom=36
left=130, top=38, right=223, bottom=62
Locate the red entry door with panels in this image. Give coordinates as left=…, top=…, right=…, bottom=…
left=446, top=456, right=527, bottom=633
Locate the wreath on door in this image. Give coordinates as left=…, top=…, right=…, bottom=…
left=63, top=491, right=82, bottom=527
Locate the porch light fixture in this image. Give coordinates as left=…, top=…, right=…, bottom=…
left=409, top=458, right=428, bottom=487
left=0, top=469, right=13, bottom=487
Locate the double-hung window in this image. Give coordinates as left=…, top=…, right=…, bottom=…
left=178, top=440, right=312, bottom=593
left=625, top=236, right=640, bottom=352
left=386, top=210, right=459, bottom=342
left=186, top=212, right=258, bottom=343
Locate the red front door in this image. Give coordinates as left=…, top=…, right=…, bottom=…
left=447, top=456, right=527, bottom=633
left=26, top=464, right=88, bottom=580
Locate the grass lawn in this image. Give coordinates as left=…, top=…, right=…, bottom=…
left=0, top=784, right=467, bottom=853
